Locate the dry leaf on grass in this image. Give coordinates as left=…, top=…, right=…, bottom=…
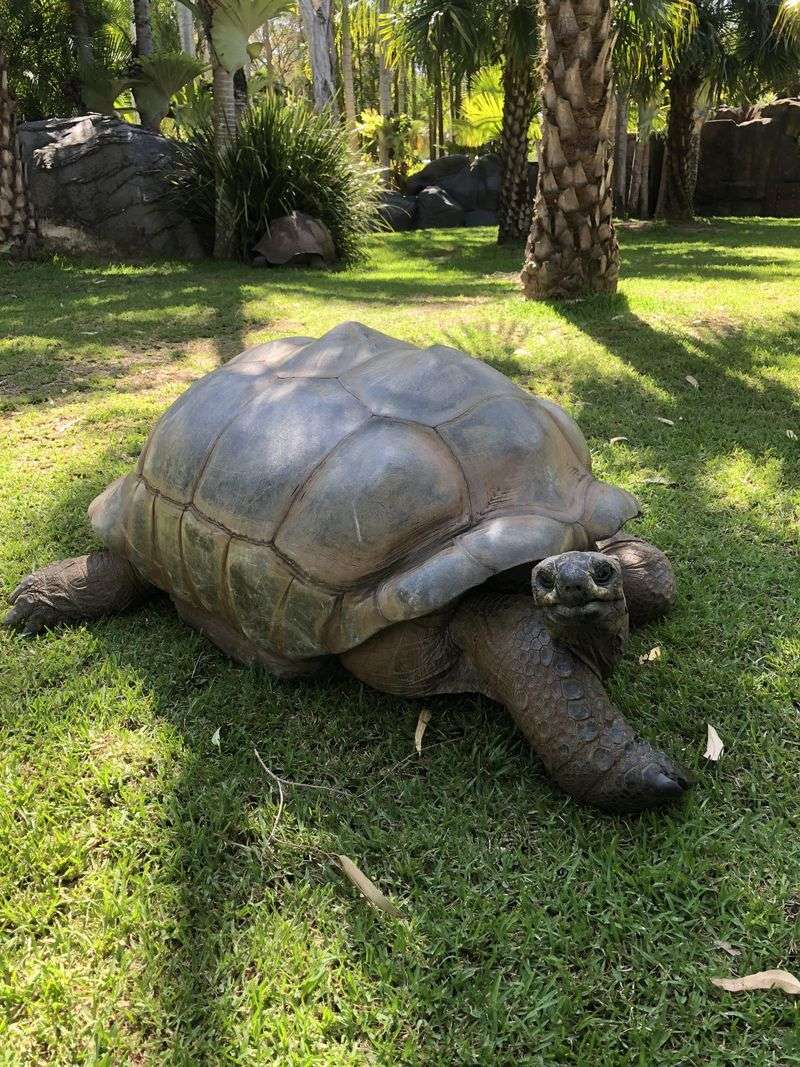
left=711, top=970, right=800, bottom=995
left=715, top=940, right=741, bottom=957
left=638, top=646, right=661, bottom=665
left=336, top=855, right=403, bottom=918
left=704, top=724, right=724, bottom=761
left=644, top=476, right=676, bottom=486
left=414, top=707, right=432, bottom=754
left=609, top=436, right=629, bottom=444
left=787, top=429, right=798, bottom=440
left=211, top=726, right=221, bottom=749
left=656, top=417, right=675, bottom=426
left=685, top=374, right=699, bottom=389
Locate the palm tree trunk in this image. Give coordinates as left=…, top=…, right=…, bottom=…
left=299, top=0, right=338, bottom=112
left=377, top=0, right=392, bottom=167
left=0, top=48, right=36, bottom=255
left=612, top=89, right=628, bottom=216
left=639, top=135, right=651, bottom=217
left=176, top=1, right=196, bottom=56
left=497, top=55, right=536, bottom=244
left=627, top=99, right=656, bottom=217
left=132, top=0, right=154, bottom=57
left=435, top=61, right=444, bottom=156
left=132, top=0, right=159, bottom=129
left=340, top=0, right=358, bottom=147
left=521, top=0, right=619, bottom=299
left=656, top=73, right=701, bottom=222
left=212, top=61, right=237, bottom=258
left=68, top=0, right=94, bottom=67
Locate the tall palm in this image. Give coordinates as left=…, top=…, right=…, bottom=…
left=393, top=0, right=486, bottom=158
left=496, top=0, right=538, bottom=243
left=378, top=0, right=392, bottom=165
left=520, top=0, right=619, bottom=299
left=340, top=0, right=359, bottom=144
left=299, top=0, right=338, bottom=110
left=0, top=45, right=36, bottom=255
left=657, top=0, right=800, bottom=221
left=520, top=0, right=690, bottom=299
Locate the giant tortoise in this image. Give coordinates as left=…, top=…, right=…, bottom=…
left=4, top=322, right=691, bottom=812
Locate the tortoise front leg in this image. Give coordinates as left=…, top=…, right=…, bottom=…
left=450, top=593, right=691, bottom=812
left=4, top=550, right=153, bottom=635
left=598, top=533, right=676, bottom=627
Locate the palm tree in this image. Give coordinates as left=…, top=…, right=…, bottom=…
left=657, top=0, right=800, bottom=221
left=521, top=0, right=690, bottom=299
left=299, top=0, right=338, bottom=110
left=393, top=0, right=485, bottom=158
left=520, top=0, right=619, bottom=299
left=0, top=45, right=36, bottom=255
left=496, top=0, right=538, bottom=243
left=340, top=0, right=359, bottom=144
left=378, top=0, right=393, bottom=165
left=176, top=0, right=197, bottom=54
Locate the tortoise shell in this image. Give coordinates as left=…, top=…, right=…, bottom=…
left=89, top=322, right=639, bottom=670
left=253, top=212, right=336, bottom=266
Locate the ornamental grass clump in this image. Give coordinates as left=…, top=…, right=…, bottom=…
left=170, top=95, right=379, bottom=263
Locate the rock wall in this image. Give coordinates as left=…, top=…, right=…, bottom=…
left=18, top=114, right=203, bottom=259
left=695, top=99, right=800, bottom=217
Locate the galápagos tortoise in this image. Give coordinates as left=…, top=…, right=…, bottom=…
left=5, top=322, right=691, bottom=812
left=252, top=211, right=336, bottom=268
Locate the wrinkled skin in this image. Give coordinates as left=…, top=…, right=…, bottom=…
left=5, top=534, right=691, bottom=813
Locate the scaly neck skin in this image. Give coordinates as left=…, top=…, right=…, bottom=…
left=543, top=603, right=629, bottom=679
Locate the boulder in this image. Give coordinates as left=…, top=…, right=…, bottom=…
left=415, top=186, right=465, bottom=229
left=376, top=191, right=417, bottom=231
left=18, top=114, right=204, bottom=259
left=464, top=209, right=498, bottom=227
left=407, top=154, right=471, bottom=196
left=470, top=154, right=502, bottom=211
left=436, top=166, right=480, bottom=211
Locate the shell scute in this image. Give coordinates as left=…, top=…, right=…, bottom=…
left=275, top=321, right=399, bottom=378
left=140, top=366, right=275, bottom=502
left=274, top=419, right=469, bottom=586
left=194, top=377, right=370, bottom=542
left=341, top=343, right=518, bottom=426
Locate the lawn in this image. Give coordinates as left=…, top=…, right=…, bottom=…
left=1, top=219, right=799, bottom=1065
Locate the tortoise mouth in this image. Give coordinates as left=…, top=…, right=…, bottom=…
left=546, top=598, right=625, bottom=623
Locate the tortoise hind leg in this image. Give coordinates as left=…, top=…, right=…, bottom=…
left=4, top=550, right=153, bottom=636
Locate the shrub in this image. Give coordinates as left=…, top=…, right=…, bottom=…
left=169, top=96, right=379, bottom=263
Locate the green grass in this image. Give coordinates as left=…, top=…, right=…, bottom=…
left=1, top=219, right=800, bottom=1065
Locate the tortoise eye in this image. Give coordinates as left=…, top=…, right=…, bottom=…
left=594, top=560, right=614, bottom=584
left=536, top=567, right=556, bottom=591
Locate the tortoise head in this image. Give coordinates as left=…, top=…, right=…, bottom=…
left=531, top=551, right=628, bottom=652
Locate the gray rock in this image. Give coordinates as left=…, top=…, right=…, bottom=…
left=18, top=114, right=204, bottom=260
left=376, top=192, right=417, bottom=231
left=437, top=167, right=480, bottom=211
left=464, top=209, right=498, bottom=227
left=407, top=155, right=471, bottom=196
left=415, top=186, right=465, bottom=229
left=470, top=154, right=501, bottom=211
